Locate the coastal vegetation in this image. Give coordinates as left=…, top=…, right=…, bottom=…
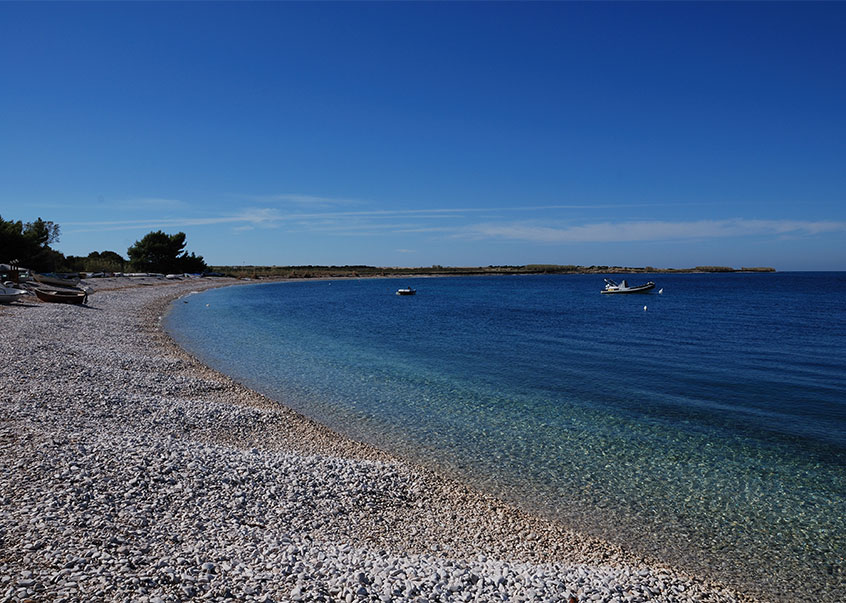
left=0, top=215, right=65, bottom=272
left=213, top=263, right=775, bottom=279
left=0, top=214, right=206, bottom=275
left=126, top=230, right=207, bottom=274
left=74, top=250, right=128, bottom=273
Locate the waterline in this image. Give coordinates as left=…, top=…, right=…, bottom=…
left=166, top=273, right=846, bottom=600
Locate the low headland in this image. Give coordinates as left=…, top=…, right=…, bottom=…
left=1, top=277, right=761, bottom=602
left=211, top=264, right=776, bottom=280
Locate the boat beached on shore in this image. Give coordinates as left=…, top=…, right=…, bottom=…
left=0, top=284, right=27, bottom=303
left=33, top=272, right=81, bottom=288
left=34, top=288, right=88, bottom=305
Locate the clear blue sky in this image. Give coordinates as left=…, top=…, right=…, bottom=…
left=2, top=2, right=844, bottom=270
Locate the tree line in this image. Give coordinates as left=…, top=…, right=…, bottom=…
left=0, top=215, right=207, bottom=274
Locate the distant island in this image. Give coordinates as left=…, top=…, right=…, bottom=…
left=212, top=264, right=776, bottom=279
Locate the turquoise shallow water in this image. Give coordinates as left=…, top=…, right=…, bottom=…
left=166, top=273, right=846, bottom=599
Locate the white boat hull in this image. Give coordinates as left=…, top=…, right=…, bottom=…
left=0, top=286, right=27, bottom=303
left=601, top=279, right=655, bottom=294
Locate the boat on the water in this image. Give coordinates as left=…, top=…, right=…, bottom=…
left=601, top=278, right=656, bottom=294
left=33, top=272, right=81, bottom=287
left=35, top=288, right=88, bottom=305
left=396, top=287, right=416, bottom=296
left=0, top=285, right=27, bottom=303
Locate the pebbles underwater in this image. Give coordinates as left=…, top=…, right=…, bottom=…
left=1, top=279, right=751, bottom=602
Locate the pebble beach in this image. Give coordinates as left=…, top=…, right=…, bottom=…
left=1, top=279, right=755, bottom=602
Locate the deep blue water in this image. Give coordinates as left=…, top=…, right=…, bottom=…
left=166, top=273, right=846, bottom=598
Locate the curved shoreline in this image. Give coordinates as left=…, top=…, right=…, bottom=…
left=1, top=278, right=755, bottom=602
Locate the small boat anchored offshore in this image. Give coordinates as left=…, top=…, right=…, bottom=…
left=396, top=286, right=416, bottom=296
left=601, top=278, right=656, bottom=294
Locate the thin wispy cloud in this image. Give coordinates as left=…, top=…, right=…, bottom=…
left=396, top=226, right=462, bottom=234
left=461, top=219, right=846, bottom=244
left=116, top=197, right=190, bottom=211
left=238, top=193, right=366, bottom=208
left=62, top=195, right=846, bottom=250
left=62, top=206, right=465, bottom=233
left=61, top=197, right=712, bottom=233
left=227, top=194, right=687, bottom=217
left=63, top=208, right=285, bottom=233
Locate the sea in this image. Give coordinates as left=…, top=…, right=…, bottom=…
left=165, top=272, right=846, bottom=600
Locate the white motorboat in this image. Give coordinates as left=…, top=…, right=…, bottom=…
left=601, top=278, right=656, bottom=294
left=0, top=285, right=28, bottom=303
left=396, top=287, right=416, bottom=296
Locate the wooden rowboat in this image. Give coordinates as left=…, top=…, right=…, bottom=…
left=35, top=288, right=88, bottom=305
left=33, top=272, right=81, bottom=287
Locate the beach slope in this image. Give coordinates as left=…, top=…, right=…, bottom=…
left=0, top=280, right=748, bottom=601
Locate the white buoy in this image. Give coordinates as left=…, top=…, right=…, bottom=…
left=658, top=288, right=664, bottom=294
left=643, top=305, right=648, bottom=311
left=206, top=303, right=210, bottom=307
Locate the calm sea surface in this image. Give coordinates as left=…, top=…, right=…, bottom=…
left=165, top=273, right=846, bottom=599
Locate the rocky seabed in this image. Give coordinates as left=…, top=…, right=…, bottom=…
left=1, top=281, right=748, bottom=602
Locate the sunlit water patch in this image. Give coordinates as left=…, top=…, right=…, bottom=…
left=166, top=273, right=846, bottom=599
